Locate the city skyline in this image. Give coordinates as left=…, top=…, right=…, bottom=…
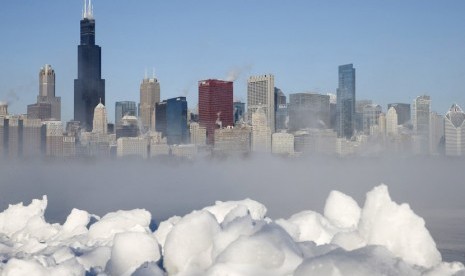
left=1, top=1, right=464, bottom=123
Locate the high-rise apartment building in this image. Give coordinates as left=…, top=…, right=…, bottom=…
left=139, top=77, right=160, bottom=132
left=336, top=64, right=356, bottom=138
left=198, top=79, right=233, bottom=144
left=115, top=101, right=137, bottom=126
left=190, top=122, right=206, bottom=146
left=92, top=101, right=108, bottom=134
left=247, top=74, right=275, bottom=133
left=445, top=104, right=465, bottom=156
left=74, top=0, right=105, bottom=130
left=430, top=111, right=444, bottom=155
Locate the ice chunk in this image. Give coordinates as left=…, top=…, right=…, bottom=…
left=203, top=199, right=267, bottom=224
left=153, top=215, right=181, bottom=251
left=324, top=190, right=361, bottom=229
left=87, top=209, right=152, bottom=245
left=163, top=210, right=220, bottom=274
left=276, top=210, right=337, bottom=245
left=358, top=185, right=442, bottom=268
left=106, top=232, right=161, bottom=276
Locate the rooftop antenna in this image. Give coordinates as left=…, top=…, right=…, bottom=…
left=83, top=0, right=87, bottom=18
left=152, top=67, right=156, bottom=78
left=144, top=68, right=148, bottom=79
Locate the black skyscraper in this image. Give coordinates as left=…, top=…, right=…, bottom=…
left=74, top=0, right=105, bottom=131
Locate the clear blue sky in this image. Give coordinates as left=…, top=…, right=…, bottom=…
left=0, top=0, right=464, bottom=123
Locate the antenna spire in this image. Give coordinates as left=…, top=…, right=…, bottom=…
left=152, top=67, right=156, bottom=78
left=83, top=0, right=94, bottom=19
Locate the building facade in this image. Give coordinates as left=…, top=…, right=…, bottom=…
left=166, top=97, right=188, bottom=145
left=198, top=79, right=233, bottom=144
left=388, top=103, right=411, bottom=125
left=288, top=93, right=330, bottom=131
left=247, top=75, right=275, bottom=133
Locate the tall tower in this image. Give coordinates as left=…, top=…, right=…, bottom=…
left=336, top=64, right=356, bottom=139
left=247, top=74, right=275, bottom=133
left=198, top=79, right=233, bottom=144
left=139, top=76, right=160, bottom=132
left=74, top=0, right=105, bottom=131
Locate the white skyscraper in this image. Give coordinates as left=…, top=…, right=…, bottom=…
left=247, top=74, right=275, bottom=133
left=429, top=112, right=444, bottom=155
left=445, top=104, right=465, bottom=156
left=92, top=101, right=108, bottom=134
left=251, top=107, right=271, bottom=152
left=386, top=107, right=398, bottom=136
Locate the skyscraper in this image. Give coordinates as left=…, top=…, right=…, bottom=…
left=386, top=107, right=398, bottom=136
left=336, top=64, right=356, bottom=139
left=139, top=76, right=160, bottom=132
left=28, top=65, right=61, bottom=121
left=74, top=0, right=105, bottom=131
left=115, top=101, right=137, bottom=126
left=38, top=64, right=61, bottom=120
left=233, top=101, right=245, bottom=125
left=445, top=104, right=465, bottom=156
left=247, top=74, right=275, bottom=133
left=166, top=97, right=188, bottom=145
left=198, top=79, right=233, bottom=144
left=92, top=101, right=108, bottom=134
left=412, top=95, right=431, bottom=137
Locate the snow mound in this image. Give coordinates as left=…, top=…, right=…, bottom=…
left=0, top=185, right=462, bottom=275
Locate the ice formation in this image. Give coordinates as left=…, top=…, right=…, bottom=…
left=0, top=184, right=463, bottom=276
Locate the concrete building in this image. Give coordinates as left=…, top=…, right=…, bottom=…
left=117, top=137, right=148, bottom=159
left=171, top=144, right=197, bottom=160
left=386, top=107, right=398, bottom=136
left=214, top=125, right=251, bottom=155
left=362, top=104, right=382, bottom=135
left=42, top=120, right=63, bottom=158
left=251, top=107, right=271, bottom=153
left=115, top=115, right=139, bottom=139
left=92, top=101, right=108, bottom=134
left=38, top=64, right=61, bottom=120
left=149, top=132, right=169, bottom=158
left=190, top=122, right=206, bottom=147
left=27, top=102, right=52, bottom=120
left=388, top=103, right=411, bottom=125
left=247, top=74, right=275, bottom=133
left=139, top=77, right=160, bottom=132
left=272, top=132, right=294, bottom=155
left=0, top=102, right=8, bottom=117
left=445, top=104, right=465, bottom=156
left=62, top=136, right=76, bottom=158
left=294, top=129, right=337, bottom=155
left=22, top=118, right=42, bottom=157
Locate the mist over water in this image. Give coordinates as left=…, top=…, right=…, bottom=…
left=0, top=156, right=464, bottom=262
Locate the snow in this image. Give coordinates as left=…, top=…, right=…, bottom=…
left=0, top=185, right=463, bottom=275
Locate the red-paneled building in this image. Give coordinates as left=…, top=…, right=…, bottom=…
left=198, top=79, right=233, bottom=144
